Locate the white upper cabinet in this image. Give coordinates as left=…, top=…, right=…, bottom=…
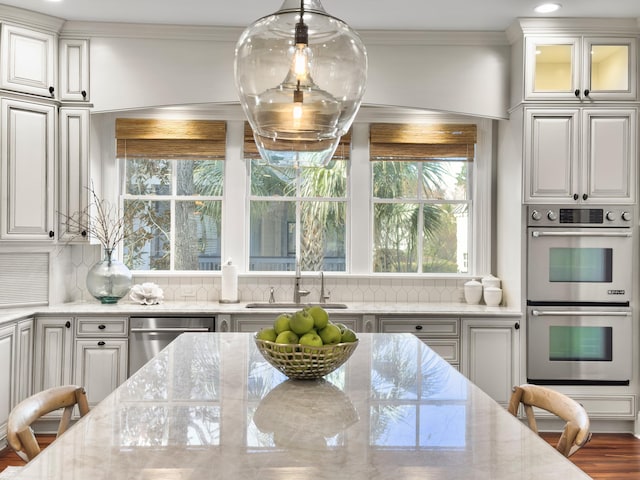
left=0, top=23, right=57, bottom=98
left=524, top=36, right=637, bottom=101
left=0, top=97, right=56, bottom=240
left=58, top=108, right=90, bottom=243
left=59, top=38, right=89, bottom=102
left=524, top=107, right=636, bottom=204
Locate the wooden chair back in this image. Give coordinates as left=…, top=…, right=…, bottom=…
left=507, top=384, right=591, bottom=457
left=6, top=385, right=90, bottom=462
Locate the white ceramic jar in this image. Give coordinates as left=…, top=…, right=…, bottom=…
left=464, top=280, right=483, bottom=305
left=481, top=274, right=501, bottom=289
left=483, top=287, right=502, bottom=306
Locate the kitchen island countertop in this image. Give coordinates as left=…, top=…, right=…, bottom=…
left=8, top=332, right=587, bottom=479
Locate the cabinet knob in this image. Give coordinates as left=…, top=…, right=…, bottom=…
left=97, top=341, right=106, bottom=346
left=65, top=321, right=71, bottom=328
left=574, top=89, right=580, bottom=97
left=582, top=193, right=588, bottom=201
left=98, top=324, right=106, bottom=330
left=573, top=193, right=579, bottom=201
left=584, top=89, right=590, bottom=96
left=81, top=230, right=87, bottom=237
left=415, top=325, right=423, bottom=330
left=81, top=90, right=87, bottom=99
left=514, top=322, right=520, bottom=330
left=49, top=230, right=55, bottom=238
left=49, top=86, right=54, bottom=96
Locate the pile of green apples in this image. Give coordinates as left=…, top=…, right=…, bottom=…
left=256, top=305, right=358, bottom=347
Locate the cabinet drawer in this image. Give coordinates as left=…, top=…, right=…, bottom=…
left=76, top=316, right=128, bottom=337
left=379, top=317, right=459, bottom=337
left=419, top=338, right=460, bottom=364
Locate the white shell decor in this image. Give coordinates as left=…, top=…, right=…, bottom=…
left=129, top=282, right=164, bottom=305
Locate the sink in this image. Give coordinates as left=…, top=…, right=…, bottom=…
left=245, top=302, right=348, bottom=309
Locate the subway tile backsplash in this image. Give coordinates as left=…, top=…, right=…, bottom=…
left=59, top=244, right=468, bottom=305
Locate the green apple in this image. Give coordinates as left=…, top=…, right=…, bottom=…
left=274, top=330, right=299, bottom=352
left=333, top=322, right=348, bottom=334
left=318, top=323, right=342, bottom=345
left=340, top=327, right=357, bottom=343
left=299, top=331, right=324, bottom=350
left=307, top=305, right=329, bottom=330
left=256, top=327, right=277, bottom=342
left=289, top=309, right=315, bottom=335
left=273, top=313, right=291, bottom=334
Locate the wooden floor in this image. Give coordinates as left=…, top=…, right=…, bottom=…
left=1, top=433, right=640, bottom=478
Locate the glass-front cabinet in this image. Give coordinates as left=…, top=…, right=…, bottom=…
left=524, top=36, right=637, bottom=101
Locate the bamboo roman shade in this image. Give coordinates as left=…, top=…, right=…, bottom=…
left=370, top=123, right=476, bottom=161
left=243, top=123, right=351, bottom=160
left=116, top=119, right=226, bottom=158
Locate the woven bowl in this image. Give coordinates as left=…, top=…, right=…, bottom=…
left=254, top=335, right=359, bottom=380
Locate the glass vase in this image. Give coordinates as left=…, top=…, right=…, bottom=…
left=86, top=249, right=133, bottom=304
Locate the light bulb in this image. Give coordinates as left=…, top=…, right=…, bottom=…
left=293, top=44, right=311, bottom=79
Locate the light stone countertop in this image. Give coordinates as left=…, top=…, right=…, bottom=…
left=10, top=332, right=588, bottom=480
left=0, top=300, right=521, bottom=326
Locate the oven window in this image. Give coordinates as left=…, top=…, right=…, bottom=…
left=549, top=248, right=612, bottom=282
left=549, top=326, right=613, bottom=361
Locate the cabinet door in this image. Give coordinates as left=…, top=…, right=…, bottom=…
left=0, top=98, right=56, bottom=240
left=58, top=108, right=90, bottom=242
left=74, top=339, right=127, bottom=408
left=15, top=318, right=34, bottom=405
left=582, top=108, right=636, bottom=203
left=0, top=23, right=56, bottom=98
left=525, top=36, right=580, bottom=101
left=462, top=318, right=521, bottom=406
left=524, top=108, right=579, bottom=203
left=59, top=38, right=89, bottom=101
left=0, top=324, right=15, bottom=443
left=582, top=37, right=636, bottom=101
left=34, top=317, right=74, bottom=393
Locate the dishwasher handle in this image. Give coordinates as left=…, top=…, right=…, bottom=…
left=130, top=327, right=211, bottom=333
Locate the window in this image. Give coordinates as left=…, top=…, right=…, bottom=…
left=117, top=119, right=225, bottom=271
left=245, top=125, right=349, bottom=272
left=370, top=123, right=475, bottom=273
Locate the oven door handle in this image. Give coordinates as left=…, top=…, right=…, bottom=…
left=531, top=231, right=632, bottom=238
left=531, top=310, right=631, bottom=317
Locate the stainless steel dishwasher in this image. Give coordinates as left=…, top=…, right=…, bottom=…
left=129, top=316, right=215, bottom=375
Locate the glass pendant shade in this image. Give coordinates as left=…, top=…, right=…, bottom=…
left=234, top=0, right=367, bottom=166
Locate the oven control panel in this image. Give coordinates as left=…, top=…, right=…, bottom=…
left=528, top=205, right=634, bottom=227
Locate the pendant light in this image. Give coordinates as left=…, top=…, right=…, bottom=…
left=234, top=0, right=367, bottom=167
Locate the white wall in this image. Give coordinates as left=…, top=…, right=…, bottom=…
left=61, top=23, right=511, bottom=119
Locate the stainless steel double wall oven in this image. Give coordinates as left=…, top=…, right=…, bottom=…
left=526, top=205, right=634, bottom=385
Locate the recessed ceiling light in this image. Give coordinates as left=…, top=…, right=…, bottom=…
left=534, top=3, right=562, bottom=14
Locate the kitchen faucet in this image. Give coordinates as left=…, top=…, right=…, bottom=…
left=293, top=261, right=310, bottom=304
left=319, top=271, right=330, bottom=303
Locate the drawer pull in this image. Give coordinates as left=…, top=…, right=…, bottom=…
left=97, top=341, right=106, bottom=346
left=65, top=321, right=71, bottom=328
left=415, top=325, right=423, bottom=330
left=98, top=324, right=106, bottom=330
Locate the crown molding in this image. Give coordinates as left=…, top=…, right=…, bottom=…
left=507, top=17, right=640, bottom=43
left=0, top=4, right=65, bottom=33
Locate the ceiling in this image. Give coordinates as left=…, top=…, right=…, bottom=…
left=2, top=0, right=640, bottom=31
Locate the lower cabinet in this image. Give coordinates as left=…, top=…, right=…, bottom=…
left=33, top=315, right=129, bottom=416
left=15, top=318, right=34, bottom=404
left=73, top=316, right=128, bottom=408
left=73, top=339, right=127, bottom=408
left=461, top=317, right=521, bottom=407
left=378, top=316, right=460, bottom=369
left=0, top=322, right=15, bottom=447
left=33, top=316, right=74, bottom=393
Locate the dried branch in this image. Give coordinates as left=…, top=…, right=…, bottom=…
left=59, top=182, right=133, bottom=252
